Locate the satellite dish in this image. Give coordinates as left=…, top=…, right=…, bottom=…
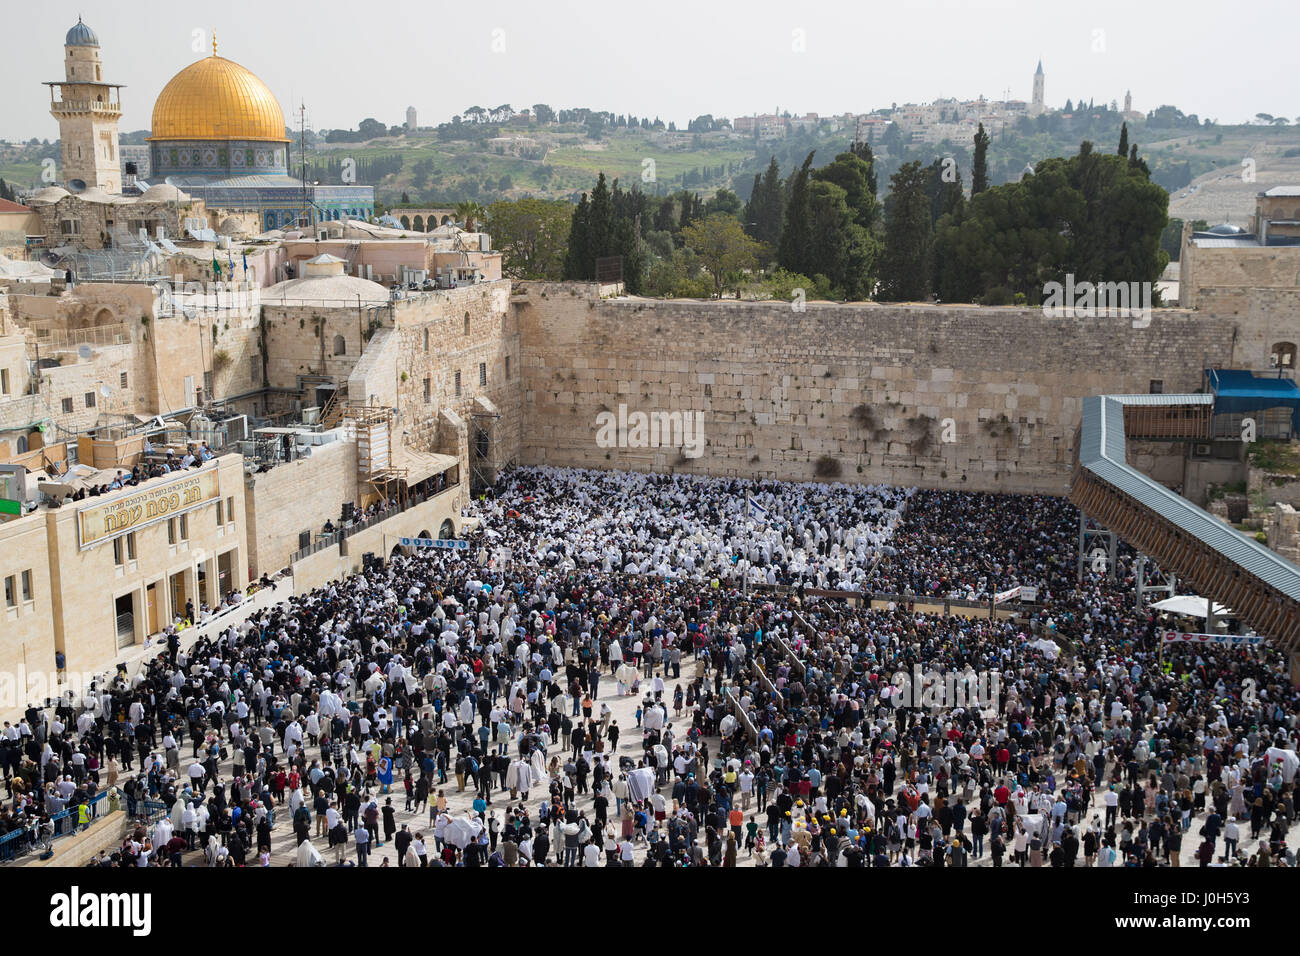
left=40, top=251, right=62, bottom=267
left=66, top=178, right=86, bottom=193
left=77, top=344, right=93, bottom=360
left=99, top=384, right=111, bottom=398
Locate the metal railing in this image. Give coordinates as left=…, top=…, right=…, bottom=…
left=0, top=790, right=111, bottom=863
left=289, top=531, right=341, bottom=564
left=26, top=323, right=131, bottom=355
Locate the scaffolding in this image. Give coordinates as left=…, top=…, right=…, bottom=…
left=1134, top=554, right=1177, bottom=610
left=343, top=405, right=407, bottom=505
left=52, top=224, right=169, bottom=281
left=470, top=404, right=500, bottom=495
left=1076, top=514, right=1118, bottom=584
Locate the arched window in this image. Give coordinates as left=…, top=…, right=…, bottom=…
left=412, top=215, right=424, bottom=231
left=15, top=435, right=28, bottom=454
left=441, top=215, right=450, bottom=225
left=464, top=314, right=470, bottom=335
left=332, top=334, right=346, bottom=356
left=1272, top=342, right=1297, bottom=369
left=400, top=216, right=410, bottom=230
left=439, top=518, right=456, bottom=539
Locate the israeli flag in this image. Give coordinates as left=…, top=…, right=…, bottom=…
left=748, top=498, right=768, bottom=522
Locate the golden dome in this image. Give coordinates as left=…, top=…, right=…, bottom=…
left=149, top=54, right=289, bottom=142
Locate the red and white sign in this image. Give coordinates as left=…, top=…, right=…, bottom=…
left=993, top=587, right=1021, bottom=605
left=1161, top=630, right=1266, bottom=646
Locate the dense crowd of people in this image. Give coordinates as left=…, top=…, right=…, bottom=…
left=487, top=467, right=911, bottom=590
left=3, top=464, right=1295, bottom=868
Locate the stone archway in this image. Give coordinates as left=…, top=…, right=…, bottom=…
left=439, top=518, right=456, bottom=539
left=412, top=215, right=424, bottom=232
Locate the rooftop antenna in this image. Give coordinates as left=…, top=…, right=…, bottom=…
left=299, top=102, right=312, bottom=233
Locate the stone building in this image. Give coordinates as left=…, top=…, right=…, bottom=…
left=0, top=454, right=247, bottom=677
left=1180, top=191, right=1300, bottom=310
left=43, top=18, right=122, bottom=194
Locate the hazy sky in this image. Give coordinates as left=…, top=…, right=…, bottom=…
left=5, top=0, right=1295, bottom=140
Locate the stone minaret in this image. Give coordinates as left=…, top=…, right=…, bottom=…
left=45, top=18, right=122, bottom=193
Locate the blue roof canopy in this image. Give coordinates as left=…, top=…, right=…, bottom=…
left=1208, top=369, right=1300, bottom=432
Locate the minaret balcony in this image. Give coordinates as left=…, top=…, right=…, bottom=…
left=50, top=99, right=121, bottom=114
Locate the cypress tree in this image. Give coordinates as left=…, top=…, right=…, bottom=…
left=777, top=152, right=815, bottom=276
left=971, top=123, right=990, bottom=195
left=877, top=161, right=934, bottom=302
left=563, top=193, right=592, bottom=279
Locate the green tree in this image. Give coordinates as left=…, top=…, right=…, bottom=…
left=1117, top=121, right=1129, bottom=157
left=563, top=193, right=592, bottom=279
left=877, top=161, right=934, bottom=302
left=777, top=152, right=816, bottom=277
left=454, top=201, right=486, bottom=231
left=743, top=156, right=785, bottom=249
left=848, top=140, right=878, bottom=196
left=487, top=199, right=571, bottom=279
left=680, top=214, right=761, bottom=296
left=704, top=188, right=743, bottom=218
left=812, top=152, right=881, bottom=232
left=586, top=173, right=614, bottom=266
left=971, top=123, right=990, bottom=195
left=932, top=141, right=1168, bottom=303
left=805, top=181, right=878, bottom=300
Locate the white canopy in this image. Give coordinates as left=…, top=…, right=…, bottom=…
left=1150, top=595, right=1233, bottom=619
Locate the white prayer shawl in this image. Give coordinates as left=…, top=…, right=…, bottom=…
left=295, top=838, right=324, bottom=867
left=529, top=749, right=548, bottom=787
left=1267, top=748, right=1299, bottom=782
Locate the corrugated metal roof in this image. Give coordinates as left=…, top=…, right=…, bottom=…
left=1106, top=393, right=1213, bottom=406
left=1079, top=394, right=1300, bottom=602
left=1189, top=236, right=1261, bottom=248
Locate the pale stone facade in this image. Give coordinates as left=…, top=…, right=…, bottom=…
left=0, top=454, right=247, bottom=673
left=511, top=282, right=1292, bottom=495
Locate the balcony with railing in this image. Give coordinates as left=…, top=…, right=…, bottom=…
left=286, top=475, right=458, bottom=565
left=50, top=99, right=121, bottom=114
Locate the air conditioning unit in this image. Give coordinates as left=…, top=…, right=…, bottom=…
left=1194, top=444, right=1212, bottom=457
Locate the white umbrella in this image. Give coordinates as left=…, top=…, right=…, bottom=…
left=1150, top=595, right=1233, bottom=619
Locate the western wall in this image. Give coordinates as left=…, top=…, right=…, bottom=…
left=511, top=283, right=1297, bottom=495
